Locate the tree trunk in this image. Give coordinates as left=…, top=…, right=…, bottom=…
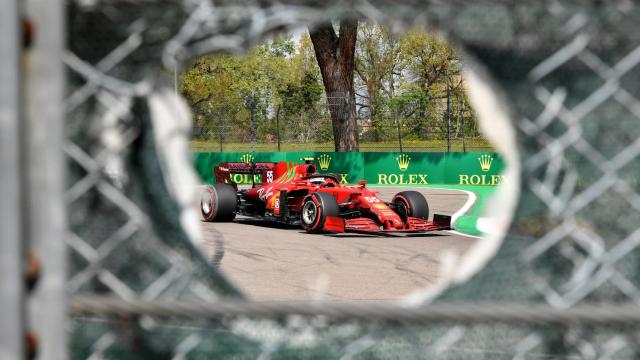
left=309, top=20, right=359, bottom=152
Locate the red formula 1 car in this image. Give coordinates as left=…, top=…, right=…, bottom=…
left=200, top=159, right=451, bottom=235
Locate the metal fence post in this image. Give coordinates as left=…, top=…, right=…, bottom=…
left=0, top=0, right=25, bottom=358
left=446, top=70, right=451, bottom=152
left=219, top=106, right=224, bottom=152
left=395, top=102, right=404, bottom=153
left=460, top=99, right=466, bottom=152
left=26, top=0, right=68, bottom=358
left=250, top=95, right=256, bottom=152
left=276, top=104, right=281, bottom=152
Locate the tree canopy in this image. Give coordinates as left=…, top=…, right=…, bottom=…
left=180, top=24, right=479, bottom=150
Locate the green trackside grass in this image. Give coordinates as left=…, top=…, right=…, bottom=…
left=191, top=138, right=494, bottom=153
left=424, top=184, right=497, bottom=236
left=369, top=183, right=498, bottom=236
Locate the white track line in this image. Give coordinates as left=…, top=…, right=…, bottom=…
left=445, top=230, right=482, bottom=239
left=427, top=187, right=482, bottom=238
left=447, top=189, right=476, bottom=225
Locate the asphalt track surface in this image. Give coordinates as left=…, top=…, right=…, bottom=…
left=201, top=187, right=479, bottom=301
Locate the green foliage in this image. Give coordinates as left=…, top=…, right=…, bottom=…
left=270, top=37, right=296, bottom=57
left=279, top=73, right=323, bottom=114
left=180, top=25, right=480, bottom=149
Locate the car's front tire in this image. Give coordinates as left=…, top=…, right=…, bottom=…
left=301, top=192, right=340, bottom=233
left=392, top=191, right=429, bottom=221
left=201, top=184, right=237, bottom=222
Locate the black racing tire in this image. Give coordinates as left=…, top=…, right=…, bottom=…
left=392, top=191, right=429, bottom=221
left=201, top=184, right=237, bottom=222
left=300, top=192, right=340, bottom=233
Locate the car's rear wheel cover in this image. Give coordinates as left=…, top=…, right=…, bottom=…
left=202, top=190, right=213, bottom=216
left=201, top=187, right=217, bottom=221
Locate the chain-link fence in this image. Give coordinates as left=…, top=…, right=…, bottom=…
left=192, top=95, right=492, bottom=152
left=7, top=0, right=640, bottom=359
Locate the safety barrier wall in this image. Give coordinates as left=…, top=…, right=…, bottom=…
left=193, top=152, right=504, bottom=186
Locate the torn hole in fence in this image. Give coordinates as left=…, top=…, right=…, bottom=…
left=170, top=23, right=520, bottom=302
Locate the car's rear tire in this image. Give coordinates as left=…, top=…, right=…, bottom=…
left=301, top=192, right=340, bottom=233
left=392, top=191, right=429, bottom=221
left=201, top=184, right=237, bottom=222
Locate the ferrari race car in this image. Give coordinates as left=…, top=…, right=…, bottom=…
left=200, top=159, right=451, bottom=235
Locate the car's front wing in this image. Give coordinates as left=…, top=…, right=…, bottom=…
left=323, top=214, right=452, bottom=235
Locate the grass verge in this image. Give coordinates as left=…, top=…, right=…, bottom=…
left=424, top=184, right=496, bottom=237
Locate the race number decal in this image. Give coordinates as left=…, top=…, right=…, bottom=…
left=364, top=196, right=380, bottom=203
left=266, top=170, right=274, bottom=183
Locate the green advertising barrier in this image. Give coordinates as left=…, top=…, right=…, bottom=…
left=363, top=152, right=447, bottom=185
left=363, top=152, right=505, bottom=186
left=193, top=152, right=504, bottom=186
left=443, top=152, right=505, bottom=185
left=193, top=151, right=365, bottom=185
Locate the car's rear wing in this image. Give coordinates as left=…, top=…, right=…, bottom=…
left=214, top=162, right=276, bottom=188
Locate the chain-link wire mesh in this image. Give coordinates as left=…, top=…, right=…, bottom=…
left=192, top=95, right=492, bottom=152
left=33, top=0, right=640, bottom=358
